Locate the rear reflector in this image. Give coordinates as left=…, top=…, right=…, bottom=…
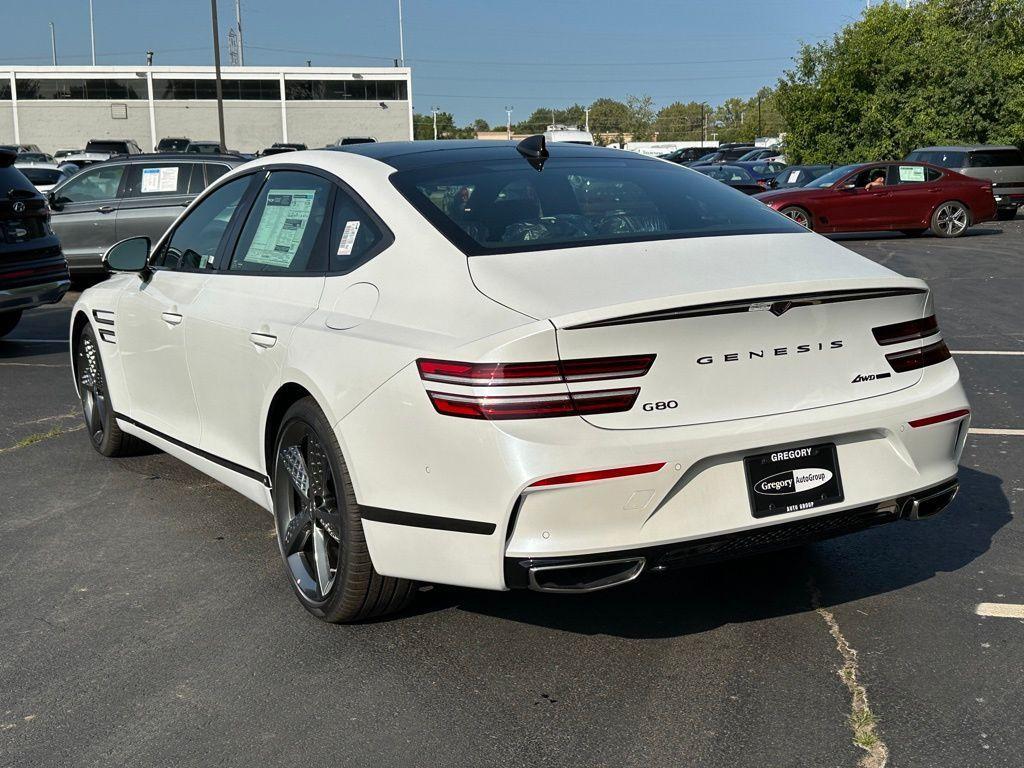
left=872, top=315, right=939, bottom=345
left=530, top=462, right=666, bottom=488
left=885, top=340, right=951, bottom=373
left=427, top=388, right=640, bottom=420
left=908, top=409, right=970, bottom=428
left=417, top=355, right=655, bottom=386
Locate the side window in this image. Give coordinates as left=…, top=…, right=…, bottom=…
left=228, top=171, right=333, bottom=274
left=204, top=163, right=230, bottom=186
left=330, top=189, right=385, bottom=273
left=54, top=164, right=124, bottom=203
left=124, top=162, right=194, bottom=198
left=156, top=175, right=251, bottom=271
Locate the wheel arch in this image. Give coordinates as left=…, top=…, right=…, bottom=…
left=929, top=198, right=973, bottom=224
left=69, top=310, right=92, bottom=397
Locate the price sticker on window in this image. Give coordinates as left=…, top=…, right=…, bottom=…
left=337, top=220, right=361, bottom=256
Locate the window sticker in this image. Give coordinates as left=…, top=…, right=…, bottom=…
left=899, top=165, right=925, bottom=183
left=787, top=170, right=801, bottom=183
left=242, top=189, right=316, bottom=268
left=141, top=166, right=180, bottom=193
left=337, top=220, right=361, bottom=256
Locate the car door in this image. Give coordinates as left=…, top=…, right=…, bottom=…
left=186, top=169, right=333, bottom=473
left=115, top=174, right=254, bottom=446
left=821, top=165, right=892, bottom=231
left=116, top=159, right=202, bottom=245
left=884, top=164, right=943, bottom=228
left=48, top=162, right=127, bottom=271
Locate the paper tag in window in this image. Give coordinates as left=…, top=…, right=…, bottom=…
left=337, top=220, right=361, bottom=256
left=787, top=170, right=801, bottom=183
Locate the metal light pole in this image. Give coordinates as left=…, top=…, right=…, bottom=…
left=88, top=0, right=96, bottom=65
left=505, top=105, right=513, bottom=140
left=397, top=0, right=405, bottom=66
left=49, top=22, right=57, bottom=65
left=431, top=106, right=439, bottom=141
left=210, top=0, right=227, bottom=152
left=584, top=107, right=590, bottom=133
left=235, top=0, right=244, bottom=66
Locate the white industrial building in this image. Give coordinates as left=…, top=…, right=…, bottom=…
left=1, top=65, right=413, bottom=153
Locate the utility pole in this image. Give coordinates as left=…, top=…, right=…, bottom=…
left=757, top=94, right=762, bottom=138
left=88, top=0, right=96, bottom=65
left=505, top=105, right=513, bottom=140
left=584, top=107, right=590, bottom=133
left=700, top=103, right=706, bottom=145
left=397, top=0, right=405, bottom=66
left=235, top=0, right=244, bottom=66
left=210, top=0, right=227, bottom=152
left=147, top=50, right=154, bottom=66
left=49, top=22, right=57, bottom=65
left=431, top=106, right=440, bottom=140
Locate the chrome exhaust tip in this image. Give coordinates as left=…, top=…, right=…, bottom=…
left=528, top=557, right=646, bottom=594
left=903, top=482, right=959, bottom=520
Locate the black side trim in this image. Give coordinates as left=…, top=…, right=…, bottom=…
left=361, top=506, right=496, bottom=535
left=566, top=287, right=927, bottom=330
left=113, top=412, right=270, bottom=486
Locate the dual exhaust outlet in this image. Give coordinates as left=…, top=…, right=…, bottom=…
left=525, top=480, right=959, bottom=593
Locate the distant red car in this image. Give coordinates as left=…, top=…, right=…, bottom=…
left=754, top=161, right=997, bottom=238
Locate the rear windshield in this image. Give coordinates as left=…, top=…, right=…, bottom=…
left=85, top=141, right=126, bottom=154
left=968, top=149, right=1024, bottom=167
left=391, top=157, right=805, bottom=255
left=19, top=167, right=62, bottom=185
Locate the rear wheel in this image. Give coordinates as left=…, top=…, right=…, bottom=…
left=996, top=207, right=1018, bottom=221
left=0, top=310, right=23, bottom=338
left=780, top=206, right=812, bottom=229
left=76, top=324, right=146, bottom=456
left=272, top=397, right=416, bottom=623
left=930, top=201, right=970, bottom=238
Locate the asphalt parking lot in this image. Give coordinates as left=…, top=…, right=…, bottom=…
left=2, top=218, right=1022, bottom=768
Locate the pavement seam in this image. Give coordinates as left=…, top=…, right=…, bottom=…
left=0, top=423, right=84, bottom=454
left=810, top=581, right=889, bottom=768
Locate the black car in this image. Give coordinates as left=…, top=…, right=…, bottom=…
left=768, top=164, right=836, bottom=190
left=732, top=161, right=788, bottom=187
left=155, top=137, right=192, bottom=153
left=0, top=150, right=70, bottom=338
left=692, top=164, right=763, bottom=195
left=659, top=146, right=713, bottom=164
left=85, top=138, right=143, bottom=156
left=687, top=145, right=756, bottom=166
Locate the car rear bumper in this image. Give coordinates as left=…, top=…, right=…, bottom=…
left=344, top=359, right=970, bottom=591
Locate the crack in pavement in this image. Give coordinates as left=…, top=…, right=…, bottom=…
left=0, top=423, right=85, bottom=454
left=810, top=579, right=889, bottom=768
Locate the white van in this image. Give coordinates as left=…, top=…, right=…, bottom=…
left=543, top=125, right=594, bottom=145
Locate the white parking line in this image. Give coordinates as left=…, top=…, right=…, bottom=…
left=976, top=603, right=1024, bottom=619
left=970, top=429, right=1024, bottom=436
left=952, top=350, right=1024, bottom=356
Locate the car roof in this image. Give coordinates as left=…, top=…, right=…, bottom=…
left=913, top=145, right=1019, bottom=152
left=127, top=152, right=244, bottom=162
left=14, top=162, right=62, bottom=170
left=329, top=139, right=647, bottom=171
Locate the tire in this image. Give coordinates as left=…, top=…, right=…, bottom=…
left=780, top=206, right=812, bottom=230
left=901, top=229, right=926, bottom=237
left=930, top=201, right=971, bottom=238
left=996, top=207, right=1018, bottom=221
left=0, top=310, right=23, bottom=338
left=272, top=397, right=416, bottom=623
left=75, top=324, right=146, bottom=457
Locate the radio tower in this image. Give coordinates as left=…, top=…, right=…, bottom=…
left=227, top=27, right=240, bottom=66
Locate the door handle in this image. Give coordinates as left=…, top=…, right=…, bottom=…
left=249, top=332, right=277, bottom=349
left=161, top=312, right=183, bottom=326
left=97, top=205, right=116, bottom=214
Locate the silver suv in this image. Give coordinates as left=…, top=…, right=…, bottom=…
left=47, top=153, right=244, bottom=274
left=906, top=145, right=1024, bottom=220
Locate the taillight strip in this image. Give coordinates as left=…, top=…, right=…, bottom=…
left=885, top=340, right=951, bottom=373
left=529, top=462, right=666, bottom=488
left=908, top=409, right=970, bottom=428
left=872, top=315, right=939, bottom=346
left=426, top=388, right=640, bottom=420
left=417, top=355, right=655, bottom=387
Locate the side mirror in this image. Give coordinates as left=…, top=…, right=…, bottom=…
left=103, top=236, right=151, bottom=274
left=46, top=190, right=63, bottom=210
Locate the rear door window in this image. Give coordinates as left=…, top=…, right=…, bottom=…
left=228, top=170, right=333, bottom=274
left=124, top=162, right=195, bottom=198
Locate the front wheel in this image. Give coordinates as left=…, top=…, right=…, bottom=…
left=0, top=310, right=23, bottom=338
left=272, top=397, right=416, bottom=623
left=780, top=206, right=812, bottom=229
left=931, top=201, right=971, bottom=238
left=76, top=324, right=145, bottom=456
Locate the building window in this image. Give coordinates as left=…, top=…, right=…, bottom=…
left=14, top=78, right=144, bottom=99
left=284, top=79, right=408, bottom=101
left=1, top=82, right=10, bottom=100
left=155, top=79, right=280, bottom=100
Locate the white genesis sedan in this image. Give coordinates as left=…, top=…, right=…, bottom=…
left=71, top=138, right=970, bottom=621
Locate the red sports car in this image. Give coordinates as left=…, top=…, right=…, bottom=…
left=754, top=161, right=997, bottom=238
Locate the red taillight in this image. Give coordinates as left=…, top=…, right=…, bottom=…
left=529, top=462, right=666, bottom=488
left=872, top=315, right=939, bottom=345
left=426, top=388, right=640, bottom=420
left=417, top=355, right=655, bottom=386
left=885, top=340, right=951, bottom=373
left=908, top=409, right=970, bottom=428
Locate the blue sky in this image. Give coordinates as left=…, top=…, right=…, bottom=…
left=6, top=0, right=869, bottom=125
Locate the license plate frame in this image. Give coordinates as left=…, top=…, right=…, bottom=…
left=744, top=443, right=844, bottom=519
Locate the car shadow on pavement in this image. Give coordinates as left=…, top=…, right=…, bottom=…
left=831, top=228, right=1004, bottom=242
left=409, top=466, right=1010, bottom=639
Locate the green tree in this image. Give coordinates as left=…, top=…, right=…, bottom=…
left=413, top=112, right=476, bottom=140
left=625, top=94, right=656, bottom=142
left=776, top=0, right=1024, bottom=163
left=654, top=101, right=705, bottom=141
left=472, top=118, right=490, bottom=132
left=587, top=98, right=630, bottom=145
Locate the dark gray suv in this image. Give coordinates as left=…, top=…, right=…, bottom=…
left=906, top=145, right=1024, bottom=220
left=47, top=153, right=244, bottom=274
